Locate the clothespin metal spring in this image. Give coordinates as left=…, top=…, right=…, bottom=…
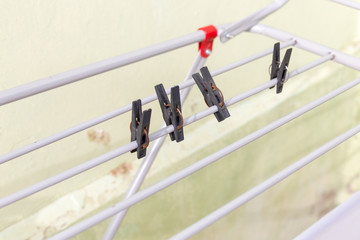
left=130, top=100, right=152, bottom=159
left=155, top=84, right=184, bottom=142
left=192, top=66, right=230, bottom=122
left=269, top=42, right=292, bottom=93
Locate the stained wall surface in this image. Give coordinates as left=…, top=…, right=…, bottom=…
left=0, top=0, right=359, bottom=239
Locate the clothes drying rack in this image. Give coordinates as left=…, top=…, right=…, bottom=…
left=1, top=0, right=360, bottom=239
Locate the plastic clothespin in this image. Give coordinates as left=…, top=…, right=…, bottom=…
left=155, top=84, right=184, bottom=142
left=269, top=42, right=281, bottom=90
left=130, top=99, right=152, bottom=159
left=192, top=66, right=230, bottom=122
left=269, top=42, right=292, bottom=94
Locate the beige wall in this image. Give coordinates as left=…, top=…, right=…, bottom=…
left=0, top=0, right=359, bottom=239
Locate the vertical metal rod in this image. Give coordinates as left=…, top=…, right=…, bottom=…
left=50, top=61, right=345, bottom=240
left=170, top=123, right=360, bottom=240
left=102, top=53, right=206, bottom=240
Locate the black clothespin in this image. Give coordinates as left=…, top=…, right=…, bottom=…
left=269, top=42, right=292, bottom=94
left=130, top=99, right=152, bottom=159
left=155, top=84, right=184, bottom=142
left=192, top=66, right=230, bottom=122
left=269, top=42, right=280, bottom=89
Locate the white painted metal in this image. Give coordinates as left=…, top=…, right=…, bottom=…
left=0, top=0, right=292, bottom=107
left=171, top=123, right=360, bottom=240
left=1, top=1, right=359, bottom=238
left=220, top=0, right=290, bottom=42
left=102, top=40, right=297, bottom=239
left=0, top=56, right=329, bottom=209
left=103, top=53, right=207, bottom=240
left=296, top=190, right=360, bottom=240
left=330, top=0, right=360, bottom=10
left=0, top=31, right=205, bottom=106
left=49, top=59, right=346, bottom=240
left=250, top=24, right=360, bottom=70
left=0, top=40, right=294, bottom=165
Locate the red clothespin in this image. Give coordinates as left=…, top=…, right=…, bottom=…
left=198, top=25, right=217, bottom=58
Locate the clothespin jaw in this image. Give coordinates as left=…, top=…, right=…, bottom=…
left=269, top=42, right=280, bottom=89
left=155, top=84, right=184, bottom=142
left=155, top=84, right=173, bottom=140
left=170, top=86, right=184, bottom=142
left=130, top=100, right=142, bottom=153
left=130, top=99, right=152, bottom=159
left=276, top=48, right=292, bottom=94
left=192, top=66, right=230, bottom=122
left=269, top=42, right=293, bottom=94
left=136, top=109, right=152, bottom=159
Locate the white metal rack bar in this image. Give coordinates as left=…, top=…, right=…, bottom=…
left=0, top=0, right=286, bottom=107
left=295, top=190, right=360, bottom=239
left=330, top=0, right=360, bottom=10
left=5, top=22, right=360, bottom=165
left=0, top=31, right=205, bottom=106
left=219, top=0, right=289, bottom=42
left=103, top=53, right=333, bottom=239
left=170, top=121, right=360, bottom=240
left=49, top=76, right=360, bottom=240
left=1, top=1, right=359, bottom=239
left=103, top=52, right=207, bottom=240
left=0, top=40, right=295, bottom=165
left=0, top=55, right=329, bottom=209
left=103, top=42, right=332, bottom=238
left=250, top=24, right=360, bottom=70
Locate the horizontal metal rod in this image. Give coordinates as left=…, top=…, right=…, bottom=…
left=330, top=0, right=360, bottom=10
left=0, top=0, right=292, bottom=106
left=220, top=0, right=289, bottom=42
left=289, top=54, right=333, bottom=77
left=0, top=53, right=325, bottom=210
left=0, top=31, right=205, bottom=106
left=170, top=123, right=360, bottom=240
left=0, top=40, right=296, bottom=165
left=48, top=57, right=337, bottom=240
left=250, top=24, right=360, bottom=71
left=212, top=40, right=295, bottom=76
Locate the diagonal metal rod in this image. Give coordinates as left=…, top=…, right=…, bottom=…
left=105, top=50, right=332, bottom=240
left=0, top=40, right=295, bottom=165
left=220, top=0, right=289, bottom=42
left=0, top=54, right=330, bottom=210
left=170, top=123, right=360, bottom=240
left=330, top=0, right=360, bottom=10
left=102, top=53, right=207, bottom=240
left=47, top=56, right=337, bottom=240
left=295, top=191, right=360, bottom=239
